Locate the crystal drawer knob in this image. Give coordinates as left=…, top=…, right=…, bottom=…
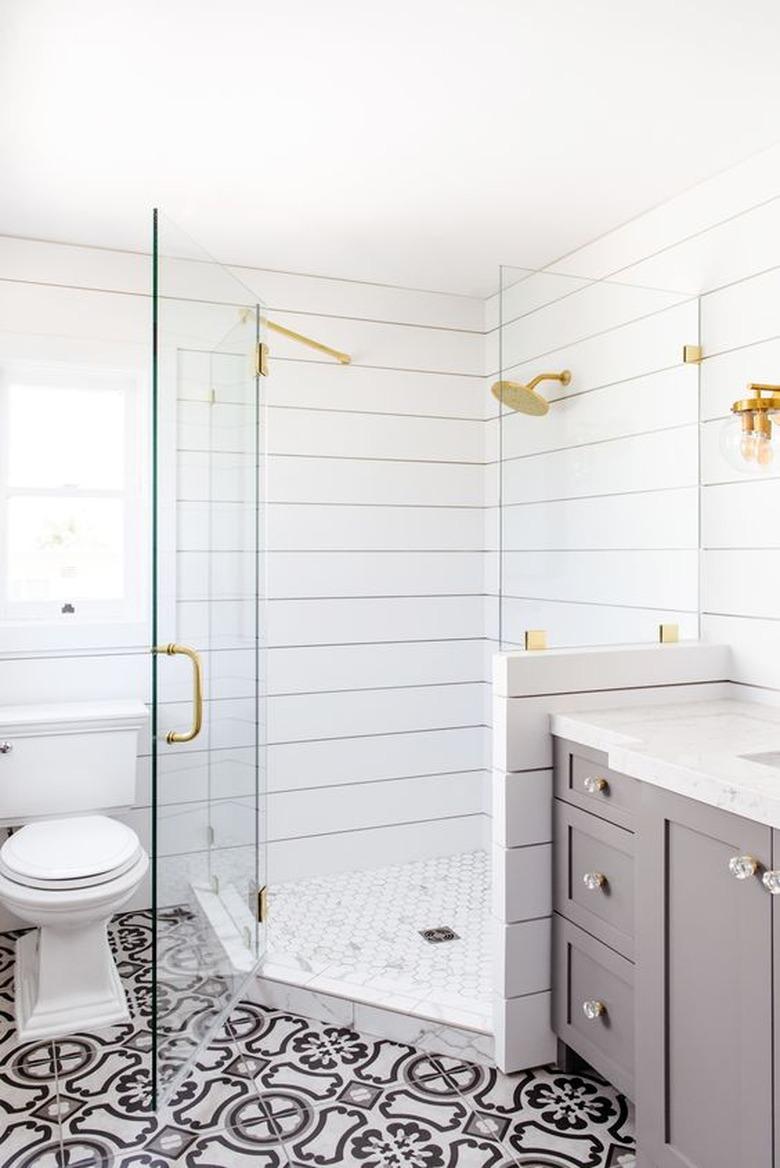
left=763, top=870, right=780, bottom=894
left=728, top=855, right=759, bottom=880
left=583, top=775, right=608, bottom=795
left=582, top=1000, right=606, bottom=1020
left=583, top=871, right=606, bottom=891
left=0, top=742, right=12, bottom=754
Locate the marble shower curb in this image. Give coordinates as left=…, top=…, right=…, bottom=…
left=247, top=971, right=496, bottom=1067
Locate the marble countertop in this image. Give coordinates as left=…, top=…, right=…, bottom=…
left=551, top=698, right=780, bottom=828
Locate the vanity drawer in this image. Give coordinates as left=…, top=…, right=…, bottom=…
left=554, top=737, right=639, bottom=830
left=554, top=799, right=634, bottom=959
left=553, top=914, right=634, bottom=1100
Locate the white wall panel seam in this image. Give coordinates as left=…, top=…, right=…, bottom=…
left=488, top=421, right=695, bottom=466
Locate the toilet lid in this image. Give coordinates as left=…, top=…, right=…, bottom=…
left=0, top=816, right=142, bottom=889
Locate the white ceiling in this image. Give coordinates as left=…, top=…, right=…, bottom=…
left=3, top=0, right=780, bottom=297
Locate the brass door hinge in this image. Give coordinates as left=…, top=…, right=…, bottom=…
left=256, top=885, right=268, bottom=923
left=256, top=342, right=269, bottom=377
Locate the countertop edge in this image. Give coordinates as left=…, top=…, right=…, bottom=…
left=550, top=708, right=780, bottom=830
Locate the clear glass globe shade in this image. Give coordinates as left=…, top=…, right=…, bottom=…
left=720, top=414, right=774, bottom=475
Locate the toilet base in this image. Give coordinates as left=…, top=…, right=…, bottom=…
left=14, top=924, right=131, bottom=1042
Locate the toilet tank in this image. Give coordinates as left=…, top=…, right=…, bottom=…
left=0, top=700, right=148, bottom=824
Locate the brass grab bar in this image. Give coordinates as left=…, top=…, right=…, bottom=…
left=154, top=643, right=203, bottom=743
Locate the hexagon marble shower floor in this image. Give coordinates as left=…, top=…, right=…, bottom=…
left=265, top=851, right=493, bottom=1031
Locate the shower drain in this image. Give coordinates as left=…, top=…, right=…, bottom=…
left=419, top=926, right=460, bottom=944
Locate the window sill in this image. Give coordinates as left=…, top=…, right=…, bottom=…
left=0, top=620, right=150, bottom=657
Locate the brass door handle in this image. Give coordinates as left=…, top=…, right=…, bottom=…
left=154, top=643, right=203, bottom=743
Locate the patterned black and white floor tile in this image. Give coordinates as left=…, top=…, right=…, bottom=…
left=0, top=911, right=636, bottom=1168
left=215, top=998, right=636, bottom=1168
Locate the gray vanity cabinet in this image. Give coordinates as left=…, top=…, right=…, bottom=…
left=552, top=738, right=637, bottom=1099
left=635, top=785, right=773, bottom=1168
left=553, top=737, right=778, bottom=1168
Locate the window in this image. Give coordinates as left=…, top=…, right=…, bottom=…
left=0, top=362, right=148, bottom=647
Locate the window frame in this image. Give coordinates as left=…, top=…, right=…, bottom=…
left=0, top=360, right=150, bottom=653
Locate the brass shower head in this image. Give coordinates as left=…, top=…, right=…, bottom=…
left=491, top=370, right=571, bottom=415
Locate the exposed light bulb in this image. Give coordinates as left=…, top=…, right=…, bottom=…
left=756, top=434, right=774, bottom=467
left=720, top=408, right=775, bottom=475
left=722, top=387, right=780, bottom=475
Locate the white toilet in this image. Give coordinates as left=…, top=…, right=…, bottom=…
left=0, top=700, right=149, bottom=1041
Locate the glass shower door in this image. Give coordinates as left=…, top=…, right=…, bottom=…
left=151, top=211, right=267, bottom=1101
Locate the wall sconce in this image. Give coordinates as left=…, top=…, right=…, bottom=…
left=721, top=383, right=780, bottom=474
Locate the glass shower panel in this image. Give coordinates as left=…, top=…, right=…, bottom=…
left=497, top=263, right=700, bottom=650
left=151, top=211, right=267, bottom=1102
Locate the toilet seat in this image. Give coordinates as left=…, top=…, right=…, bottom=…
left=0, top=815, right=142, bottom=891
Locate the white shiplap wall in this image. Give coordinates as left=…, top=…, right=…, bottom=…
left=486, top=272, right=701, bottom=652
left=0, top=236, right=490, bottom=933
left=261, top=322, right=491, bottom=880
left=565, top=146, right=780, bottom=693
left=517, top=144, right=780, bottom=692
left=700, top=267, right=780, bottom=693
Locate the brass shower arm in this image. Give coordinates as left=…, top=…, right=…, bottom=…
left=525, top=371, right=572, bottom=392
